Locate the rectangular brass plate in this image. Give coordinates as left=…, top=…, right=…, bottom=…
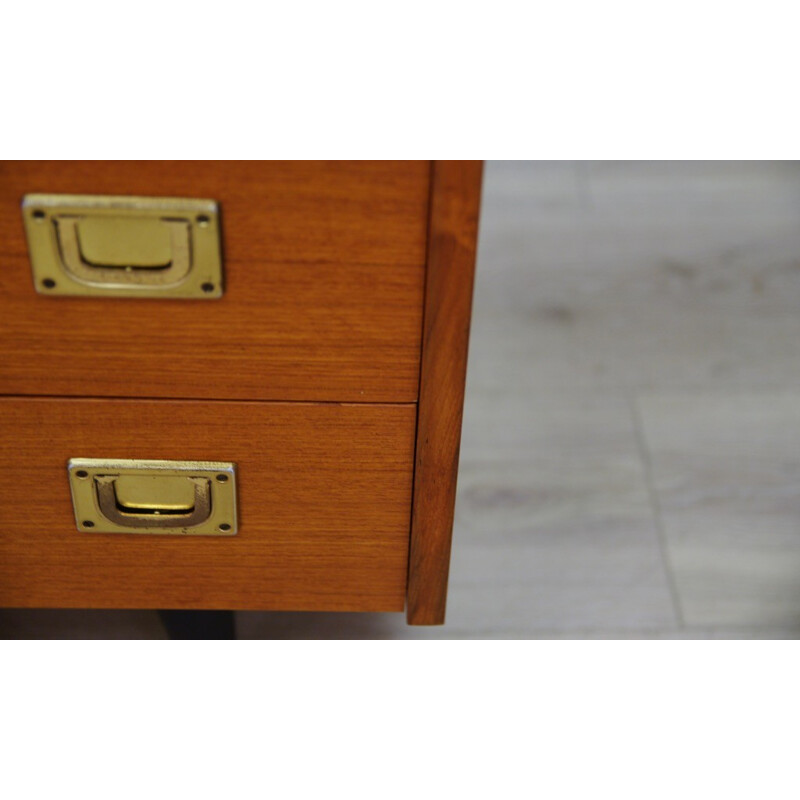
left=23, top=195, right=223, bottom=299
left=67, top=459, right=238, bottom=536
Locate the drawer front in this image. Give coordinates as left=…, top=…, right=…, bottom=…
left=0, top=161, right=428, bottom=403
left=0, top=397, right=415, bottom=610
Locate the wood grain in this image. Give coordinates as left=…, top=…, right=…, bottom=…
left=0, top=397, right=416, bottom=611
left=0, top=161, right=428, bottom=403
left=406, top=161, right=483, bottom=625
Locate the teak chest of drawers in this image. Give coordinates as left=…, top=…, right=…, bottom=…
left=0, top=161, right=482, bottom=625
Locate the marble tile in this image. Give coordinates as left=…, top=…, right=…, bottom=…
left=471, top=161, right=800, bottom=394
left=637, top=392, right=800, bottom=626
left=442, top=389, right=676, bottom=633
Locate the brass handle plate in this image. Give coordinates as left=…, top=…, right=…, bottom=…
left=23, top=195, right=223, bottom=299
left=67, top=459, right=237, bottom=535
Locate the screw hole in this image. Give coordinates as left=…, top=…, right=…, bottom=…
left=218, top=523, right=231, bottom=532
left=197, top=214, right=210, bottom=227
left=32, top=209, right=46, bottom=221
left=201, top=282, right=215, bottom=293
left=42, top=278, right=56, bottom=289
left=82, top=520, right=94, bottom=528
left=75, top=470, right=88, bottom=479
left=216, top=473, right=229, bottom=483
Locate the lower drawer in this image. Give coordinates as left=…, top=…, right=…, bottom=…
left=0, top=397, right=416, bottom=610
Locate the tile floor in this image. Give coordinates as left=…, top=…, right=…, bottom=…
left=4, top=161, right=800, bottom=638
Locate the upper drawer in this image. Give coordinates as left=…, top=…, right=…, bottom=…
left=0, top=161, right=428, bottom=402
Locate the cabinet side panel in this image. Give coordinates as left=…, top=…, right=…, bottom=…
left=407, top=161, right=483, bottom=625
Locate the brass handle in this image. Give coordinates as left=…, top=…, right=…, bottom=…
left=94, top=475, right=212, bottom=529
left=55, top=217, right=192, bottom=287
left=22, top=195, right=223, bottom=299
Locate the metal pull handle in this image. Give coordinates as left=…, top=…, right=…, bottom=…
left=94, top=475, right=212, bottom=529
left=56, top=217, right=193, bottom=287
left=22, top=195, right=223, bottom=299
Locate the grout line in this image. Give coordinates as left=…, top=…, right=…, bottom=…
left=464, top=385, right=800, bottom=397
left=575, top=160, right=594, bottom=212
left=574, top=161, right=593, bottom=274
left=396, top=626, right=800, bottom=640
left=629, top=393, right=687, bottom=628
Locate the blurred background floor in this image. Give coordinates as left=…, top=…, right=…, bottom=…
left=4, top=161, right=800, bottom=639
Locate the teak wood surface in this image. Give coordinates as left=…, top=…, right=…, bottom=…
left=407, top=161, right=483, bottom=625
left=0, top=161, right=428, bottom=403
left=0, top=160, right=482, bottom=624
left=0, top=397, right=415, bottom=611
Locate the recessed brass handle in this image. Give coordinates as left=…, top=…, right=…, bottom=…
left=55, top=216, right=193, bottom=287
left=22, top=195, right=224, bottom=299
left=67, top=459, right=237, bottom=536
left=94, top=475, right=212, bottom=529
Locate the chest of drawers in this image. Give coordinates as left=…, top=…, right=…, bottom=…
left=0, top=160, right=481, bottom=625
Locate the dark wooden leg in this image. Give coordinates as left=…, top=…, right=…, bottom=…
left=158, top=610, right=236, bottom=639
